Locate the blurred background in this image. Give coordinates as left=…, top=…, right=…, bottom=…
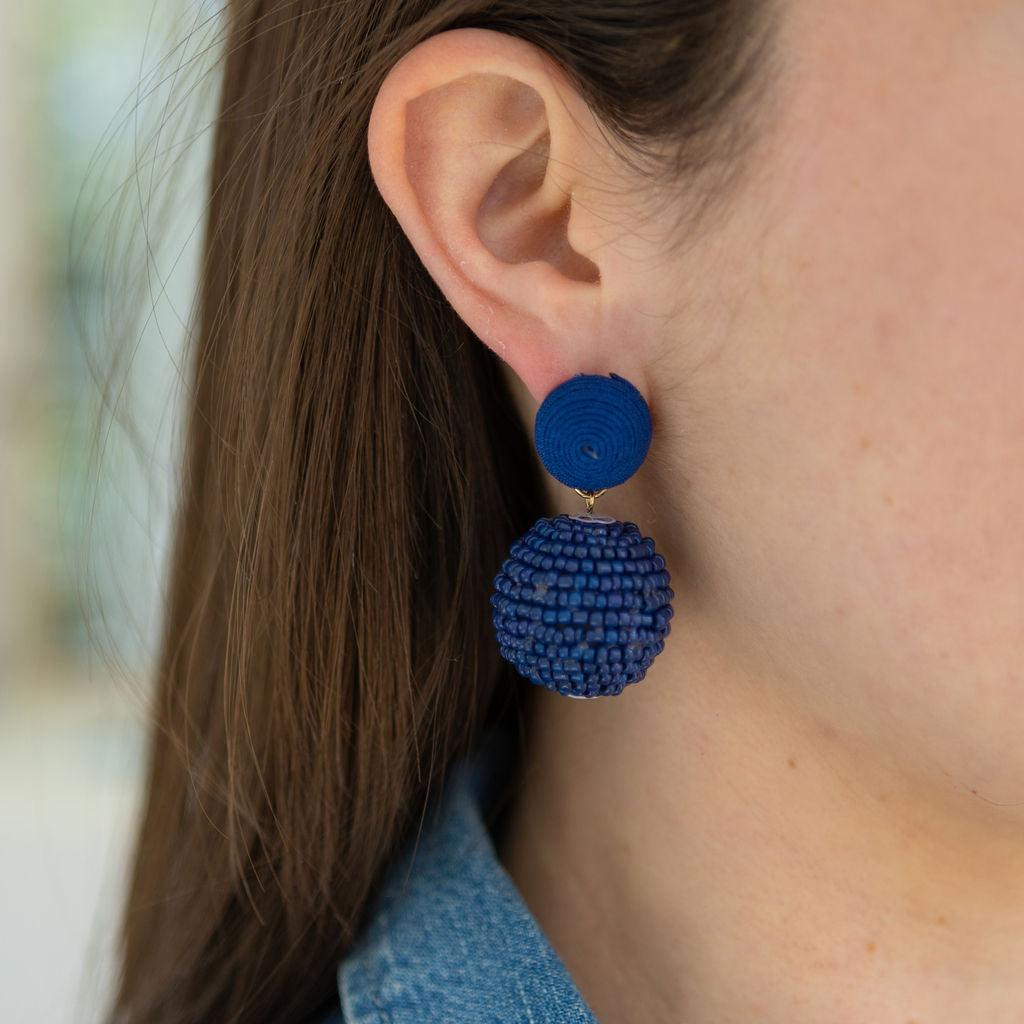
left=0, top=1, right=221, bottom=1019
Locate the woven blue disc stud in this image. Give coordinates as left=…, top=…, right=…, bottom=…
left=534, top=373, right=652, bottom=492
left=491, top=373, right=673, bottom=698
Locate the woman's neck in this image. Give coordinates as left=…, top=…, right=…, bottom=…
left=498, top=636, right=1024, bottom=1024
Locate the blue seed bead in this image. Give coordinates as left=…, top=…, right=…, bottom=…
left=492, top=513, right=673, bottom=697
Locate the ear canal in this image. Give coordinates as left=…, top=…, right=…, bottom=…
left=478, top=131, right=600, bottom=283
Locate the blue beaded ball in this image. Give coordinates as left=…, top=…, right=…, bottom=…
left=534, top=374, right=652, bottom=492
left=491, top=514, right=674, bottom=698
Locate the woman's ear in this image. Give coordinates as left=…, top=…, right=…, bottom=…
left=367, top=28, right=638, bottom=403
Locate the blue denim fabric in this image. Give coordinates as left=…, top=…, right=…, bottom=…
left=336, top=726, right=598, bottom=1023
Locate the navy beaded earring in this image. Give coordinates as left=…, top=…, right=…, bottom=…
left=490, top=373, right=674, bottom=698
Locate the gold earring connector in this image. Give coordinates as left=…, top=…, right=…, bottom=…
left=573, top=488, right=607, bottom=515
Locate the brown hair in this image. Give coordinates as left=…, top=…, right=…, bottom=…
left=109, top=1, right=776, bottom=1020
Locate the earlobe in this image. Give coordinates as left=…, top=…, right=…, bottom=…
left=367, top=29, right=612, bottom=402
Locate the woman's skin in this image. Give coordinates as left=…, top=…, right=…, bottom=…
left=368, top=2, right=1024, bottom=1021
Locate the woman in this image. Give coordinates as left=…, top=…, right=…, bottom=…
left=109, top=0, right=1024, bottom=1021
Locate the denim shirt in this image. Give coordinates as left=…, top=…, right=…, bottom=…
left=332, top=726, right=599, bottom=1023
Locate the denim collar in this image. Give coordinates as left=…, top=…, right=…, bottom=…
left=337, top=726, right=598, bottom=1024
